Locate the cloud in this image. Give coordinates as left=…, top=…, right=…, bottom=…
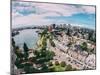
left=12, top=1, right=95, bottom=16
left=12, top=1, right=95, bottom=28
left=12, top=14, right=54, bottom=28
left=81, top=6, right=95, bottom=14
left=12, top=2, right=36, bottom=16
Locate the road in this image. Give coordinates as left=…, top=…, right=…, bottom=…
left=48, top=39, right=94, bottom=69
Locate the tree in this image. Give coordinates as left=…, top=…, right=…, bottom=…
left=23, top=62, right=34, bottom=73
left=34, top=49, right=55, bottom=64
left=50, top=40, right=55, bottom=47
left=16, top=52, right=24, bottom=58
left=14, top=46, right=19, bottom=53
left=60, top=61, right=66, bottom=67
left=35, top=29, right=55, bottom=62
left=45, top=50, right=55, bottom=60
left=12, top=38, right=15, bottom=47
left=23, top=43, right=29, bottom=52
left=88, top=31, right=96, bottom=42
left=88, top=31, right=93, bottom=40
left=41, top=63, right=50, bottom=72
left=67, top=28, right=71, bottom=36
left=81, top=42, right=87, bottom=51
left=48, top=62, right=53, bottom=66
left=72, top=68, right=77, bottom=71
left=15, top=58, right=24, bottom=69
left=67, top=42, right=72, bottom=47
left=65, top=64, right=72, bottom=71
left=40, top=28, right=48, bottom=37
left=55, top=61, right=59, bottom=66
left=23, top=43, right=29, bottom=60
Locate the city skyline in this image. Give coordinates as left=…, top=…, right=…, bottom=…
left=12, top=1, right=96, bottom=29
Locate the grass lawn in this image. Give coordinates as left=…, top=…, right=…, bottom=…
left=49, top=64, right=66, bottom=72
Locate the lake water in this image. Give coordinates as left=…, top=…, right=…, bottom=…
left=14, top=29, right=39, bottom=49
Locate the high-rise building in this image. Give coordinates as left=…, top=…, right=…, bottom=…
left=52, top=24, right=56, bottom=29
left=48, top=26, right=52, bottom=32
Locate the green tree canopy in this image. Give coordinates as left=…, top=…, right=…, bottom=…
left=65, top=64, right=72, bottom=71
left=12, top=38, right=15, bottom=47
left=23, top=43, right=29, bottom=60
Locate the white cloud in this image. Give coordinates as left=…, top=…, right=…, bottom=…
left=12, top=14, right=54, bottom=28
left=12, top=1, right=95, bottom=28
left=12, top=1, right=95, bottom=16
left=30, top=2, right=95, bottom=16
left=81, top=6, right=95, bottom=14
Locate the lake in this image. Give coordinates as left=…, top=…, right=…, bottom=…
left=14, top=29, right=39, bottom=49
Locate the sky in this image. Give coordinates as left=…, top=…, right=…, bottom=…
left=12, top=1, right=96, bottom=29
